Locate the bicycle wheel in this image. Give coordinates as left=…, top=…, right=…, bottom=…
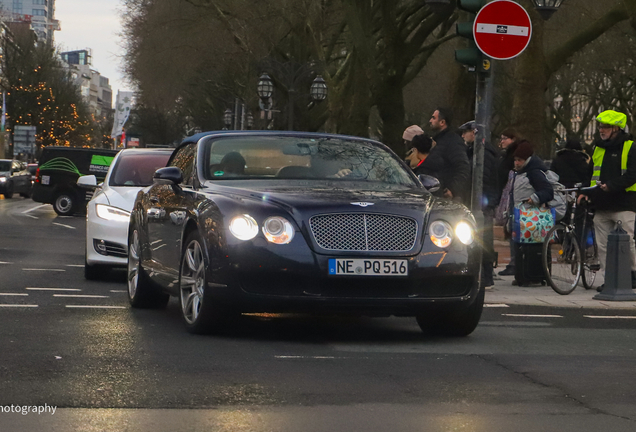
left=542, top=224, right=582, bottom=295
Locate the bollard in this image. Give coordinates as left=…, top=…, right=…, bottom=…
left=594, top=220, right=636, bottom=301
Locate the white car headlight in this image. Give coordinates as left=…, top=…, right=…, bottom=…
left=429, top=220, right=453, bottom=248
left=95, top=204, right=131, bottom=223
left=229, top=214, right=259, bottom=241
left=0, top=176, right=6, bottom=183
left=262, top=216, right=294, bottom=244
left=455, top=221, right=474, bottom=245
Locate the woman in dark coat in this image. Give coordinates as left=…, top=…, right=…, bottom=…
left=549, top=137, right=592, bottom=188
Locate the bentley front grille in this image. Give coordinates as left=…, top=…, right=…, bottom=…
left=309, top=213, right=417, bottom=252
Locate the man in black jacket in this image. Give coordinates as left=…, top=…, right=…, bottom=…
left=550, top=136, right=592, bottom=188
left=584, top=110, right=636, bottom=291
left=460, top=121, right=499, bottom=288
left=428, top=108, right=471, bottom=203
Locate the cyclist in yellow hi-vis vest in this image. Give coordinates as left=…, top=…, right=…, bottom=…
left=583, top=110, right=636, bottom=292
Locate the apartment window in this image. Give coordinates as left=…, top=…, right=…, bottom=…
left=32, top=9, right=46, bottom=16
left=33, top=0, right=48, bottom=5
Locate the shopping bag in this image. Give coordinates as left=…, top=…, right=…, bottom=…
left=512, top=203, right=555, bottom=243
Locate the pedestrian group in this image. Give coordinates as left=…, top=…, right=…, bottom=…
left=402, top=109, right=636, bottom=292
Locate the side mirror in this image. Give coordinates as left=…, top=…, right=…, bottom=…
left=77, top=175, right=98, bottom=189
left=153, top=167, right=183, bottom=185
left=418, top=174, right=440, bottom=193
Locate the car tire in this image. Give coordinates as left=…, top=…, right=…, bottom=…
left=84, top=259, right=110, bottom=280
left=179, top=230, right=233, bottom=334
left=53, top=191, right=76, bottom=216
left=127, top=225, right=169, bottom=308
left=3, top=182, right=13, bottom=199
left=416, top=286, right=484, bottom=337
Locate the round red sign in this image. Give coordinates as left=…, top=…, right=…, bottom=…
left=473, top=0, right=532, bottom=60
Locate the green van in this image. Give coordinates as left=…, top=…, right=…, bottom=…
left=32, top=146, right=120, bottom=215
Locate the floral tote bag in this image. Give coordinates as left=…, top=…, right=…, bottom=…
left=512, top=203, right=555, bottom=243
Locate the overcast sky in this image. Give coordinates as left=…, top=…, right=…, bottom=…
left=53, top=0, right=129, bottom=98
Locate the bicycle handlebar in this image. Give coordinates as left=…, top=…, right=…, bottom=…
left=561, top=185, right=599, bottom=194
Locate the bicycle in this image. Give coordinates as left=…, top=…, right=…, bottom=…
left=542, top=184, right=601, bottom=295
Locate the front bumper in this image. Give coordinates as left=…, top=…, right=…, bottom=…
left=204, top=236, right=481, bottom=316
left=85, top=204, right=129, bottom=267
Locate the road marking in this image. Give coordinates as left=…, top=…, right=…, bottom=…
left=0, top=293, right=28, bottom=296
left=22, top=204, right=49, bottom=214
left=53, top=294, right=109, bottom=298
left=484, top=303, right=509, bottom=308
left=26, top=287, right=81, bottom=291
left=110, top=290, right=127, bottom=293
left=584, top=315, right=636, bottom=320
left=502, top=314, right=563, bottom=318
left=65, top=305, right=126, bottom=309
left=53, top=222, right=76, bottom=230
left=66, top=265, right=84, bottom=268
left=23, top=269, right=65, bottom=272
left=275, top=356, right=337, bottom=359
left=24, top=214, right=38, bottom=219
left=0, top=304, right=38, bottom=308
left=0, top=262, right=12, bottom=265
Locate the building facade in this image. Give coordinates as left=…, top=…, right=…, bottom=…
left=61, top=49, right=113, bottom=119
left=0, top=0, right=59, bottom=43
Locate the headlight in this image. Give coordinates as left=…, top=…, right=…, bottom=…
left=455, top=221, right=474, bottom=245
left=429, top=220, right=453, bottom=248
left=229, top=214, right=259, bottom=241
left=95, top=204, right=131, bottom=223
left=0, top=176, right=6, bottom=183
left=262, top=216, right=294, bottom=244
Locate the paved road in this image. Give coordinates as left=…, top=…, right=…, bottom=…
left=1, top=197, right=636, bottom=431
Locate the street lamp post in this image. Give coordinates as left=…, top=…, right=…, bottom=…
left=256, top=63, right=328, bottom=131
left=223, top=108, right=233, bottom=130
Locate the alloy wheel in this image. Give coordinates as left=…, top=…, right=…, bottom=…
left=128, top=229, right=141, bottom=299
left=180, top=239, right=206, bottom=325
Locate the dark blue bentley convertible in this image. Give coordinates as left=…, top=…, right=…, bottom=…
left=127, top=131, right=482, bottom=336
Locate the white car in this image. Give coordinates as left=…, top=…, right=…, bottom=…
left=82, top=148, right=173, bottom=280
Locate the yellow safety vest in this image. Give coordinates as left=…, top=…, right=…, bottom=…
left=591, top=140, right=636, bottom=191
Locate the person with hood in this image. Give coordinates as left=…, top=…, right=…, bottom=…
left=496, top=127, right=522, bottom=276
left=459, top=120, right=499, bottom=288
left=582, top=110, right=636, bottom=292
left=550, top=136, right=592, bottom=188
left=428, top=107, right=471, bottom=203
left=403, top=125, right=424, bottom=169
left=509, top=141, right=554, bottom=285
left=511, top=140, right=554, bottom=207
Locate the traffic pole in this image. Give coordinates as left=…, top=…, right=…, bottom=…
left=471, top=60, right=494, bottom=286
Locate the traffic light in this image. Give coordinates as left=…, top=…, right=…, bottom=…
left=455, top=0, right=490, bottom=73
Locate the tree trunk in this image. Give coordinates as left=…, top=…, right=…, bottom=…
left=510, top=14, right=549, bottom=156
left=377, top=77, right=406, bottom=155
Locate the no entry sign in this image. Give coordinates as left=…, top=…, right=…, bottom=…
left=474, top=0, right=532, bottom=60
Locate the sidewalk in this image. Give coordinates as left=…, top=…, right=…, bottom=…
left=487, top=226, right=636, bottom=310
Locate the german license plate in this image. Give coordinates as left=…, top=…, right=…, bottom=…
left=328, top=259, right=408, bottom=276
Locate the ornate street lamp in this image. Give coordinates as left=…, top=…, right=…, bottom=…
left=530, top=0, right=565, bottom=20
left=257, top=73, right=274, bottom=101
left=223, top=108, right=233, bottom=129
left=310, top=75, right=328, bottom=102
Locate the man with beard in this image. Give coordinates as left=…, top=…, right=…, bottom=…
left=427, top=108, right=470, bottom=203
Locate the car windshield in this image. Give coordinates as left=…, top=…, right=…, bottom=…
left=0, top=161, right=10, bottom=171
left=109, top=152, right=171, bottom=187
left=202, top=136, right=416, bottom=186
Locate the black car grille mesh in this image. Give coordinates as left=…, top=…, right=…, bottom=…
left=309, top=213, right=417, bottom=252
